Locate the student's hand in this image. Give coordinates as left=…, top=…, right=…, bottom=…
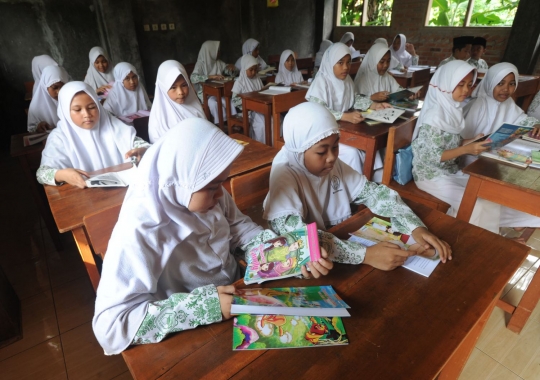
left=54, top=168, right=89, bottom=189
left=209, top=75, right=225, bottom=81
left=363, top=242, right=412, bottom=271
left=371, top=91, right=389, bottom=102
left=36, top=122, right=53, bottom=133
left=301, top=247, right=333, bottom=279
left=462, top=139, right=489, bottom=156
left=341, top=111, right=364, bottom=124
left=370, top=102, right=393, bottom=110
left=405, top=43, right=416, bottom=56
left=411, top=227, right=452, bottom=263
left=531, top=125, right=540, bottom=137
left=125, top=147, right=147, bottom=164
left=96, top=84, right=112, bottom=95
left=217, top=284, right=235, bottom=320
left=226, top=64, right=237, bottom=72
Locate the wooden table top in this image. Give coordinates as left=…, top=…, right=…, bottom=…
left=338, top=115, right=415, bottom=140
left=121, top=200, right=528, bottom=380
left=238, top=88, right=308, bottom=105
left=10, top=133, right=46, bottom=157
left=44, top=134, right=277, bottom=233
left=463, top=157, right=540, bottom=194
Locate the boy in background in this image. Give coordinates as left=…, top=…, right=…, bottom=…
left=468, top=37, right=489, bottom=70
left=438, top=36, right=474, bottom=68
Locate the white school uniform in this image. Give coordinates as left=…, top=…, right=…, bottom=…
left=275, top=49, right=304, bottom=86
left=373, top=38, right=402, bottom=70
left=148, top=60, right=206, bottom=143
left=103, top=62, right=151, bottom=118
left=93, top=119, right=263, bottom=354
left=354, top=43, right=401, bottom=97
left=27, top=66, right=69, bottom=132
left=83, top=46, right=114, bottom=91
left=339, top=32, right=360, bottom=58
left=234, top=38, right=268, bottom=71
left=390, top=34, right=418, bottom=68
left=314, top=40, right=332, bottom=69
left=31, top=55, right=58, bottom=97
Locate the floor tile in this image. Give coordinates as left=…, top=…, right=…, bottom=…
left=47, top=243, right=87, bottom=288
left=501, top=269, right=536, bottom=308
left=61, top=321, right=128, bottom=380
left=459, top=348, right=498, bottom=379
left=53, top=276, right=95, bottom=333
left=476, top=310, right=520, bottom=362
left=0, top=290, right=58, bottom=362
left=0, top=337, right=67, bottom=380
left=489, top=364, right=523, bottom=380
left=501, top=316, right=540, bottom=377
left=2, top=257, right=51, bottom=300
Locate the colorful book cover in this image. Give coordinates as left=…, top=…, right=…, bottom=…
left=243, top=223, right=320, bottom=285
left=231, top=286, right=350, bottom=317
left=233, top=315, right=348, bottom=350
left=483, top=123, right=533, bottom=149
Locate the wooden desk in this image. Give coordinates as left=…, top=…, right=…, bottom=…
left=202, top=81, right=226, bottom=130
left=512, top=75, right=540, bottom=112
left=122, top=200, right=528, bottom=379
left=239, top=89, right=308, bottom=147
left=391, top=67, right=436, bottom=89
left=457, top=157, right=540, bottom=333
left=338, top=116, right=416, bottom=181
left=10, top=133, right=63, bottom=251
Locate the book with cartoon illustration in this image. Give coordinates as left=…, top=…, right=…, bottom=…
left=361, top=108, right=405, bottom=124
left=480, top=123, right=533, bottom=149
left=233, top=315, right=348, bottom=350
left=243, top=223, right=321, bottom=285
left=231, top=286, right=350, bottom=317
left=349, top=217, right=440, bottom=277
left=85, top=165, right=137, bottom=187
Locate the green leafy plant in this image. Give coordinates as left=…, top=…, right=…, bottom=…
left=428, top=0, right=519, bottom=27
left=340, top=0, right=394, bottom=26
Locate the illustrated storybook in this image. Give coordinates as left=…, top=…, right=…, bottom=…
left=117, top=110, right=150, bottom=124
left=243, top=223, right=321, bottom=285
left=85, top=165, right=137, bottom=187
left=361, top=108, right=405, bottom=123
left=231, top=286, right=350, bottom=317
left=349, top=217, right=440, bottom=277
left=479, top=123, right=533, bottom=149
left=233, top=314, right=348, bottom=350
left=388, top=85, right=423, bottom=102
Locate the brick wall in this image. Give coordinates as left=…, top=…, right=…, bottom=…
left=333, top=0, right=513, bottom=69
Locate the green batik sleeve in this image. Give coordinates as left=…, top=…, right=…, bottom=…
left=353, top=94, right=373, bottom=111
left=36, top=165, right=59, bottom=186
left=232, top=93, right=243, bottom=110
left=131, top=284, right=222, bottom=345
left=133, top=136, right=151, bottom=149
left=190, top=73, right=207, bottom=85
left=518, top=116, right=540, bottom=127
left=411, top=56, right=419, bottom=67
left=354, top=181, right=424, bottom=234
left=307, top=96, right=343, bottom=120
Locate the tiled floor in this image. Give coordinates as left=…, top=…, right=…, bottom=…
left=1, top=150, right=540, bottom=379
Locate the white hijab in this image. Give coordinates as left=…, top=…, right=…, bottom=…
left=148, top=60, right=206, bottom=143
left=28, top=66, right=69, bottom=131
left=103, top=62, right=151, bottom=117
left=40, top=81, right=136, bottom=172
left=93, top=119, right=262, bottom=354
left=373, top=38, right=401, bottom=69
left=315, top=40, right=332, bottom=67
left=462, top=62, right=527, bottom=139
left=84, top=46, right=114, bottom=90
left=234, top=38, right=268, bottom=71
left=413, top=60, right=477, bottom=139
left=275, top=49, right=304, bottom=85
left=340, top=32, right=355, bottom=45
left=263, top=102, right=366, bottom=229
left=390, top=34, right=413, bottom=67
left=31, top=55, right=58, bottom=96
left=193, top=41, right=226, bottom=76
left=306, top=43, right=355, bottom=112
left=232, top=54, right=263, bottom=94
left=354, top=43, right=400, bottom=96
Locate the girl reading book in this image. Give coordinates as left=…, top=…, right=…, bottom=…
left=92, top=119, right=332, bottom=354
left=275, top=50, right=304, bottom=86
left=263, top=102, right=451, bottom=271
left=84, top=46, right=114, bottom=95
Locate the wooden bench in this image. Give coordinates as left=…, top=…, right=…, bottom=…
left=272, top=90, right=307, bottom=149
left=296, top=57, right=314, bottom=80
left=382, top=118, right=451, bottom=213
left=512, top=76, right=540, bottom=112
left=230, top=166, right=271, bottom=212
left=223, top=80, right=245, bottom=136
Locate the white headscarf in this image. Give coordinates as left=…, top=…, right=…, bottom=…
left=103, top=62, right=151, bottom=117
left=28, top=66, right=69, bottom=131
left=373, top=38, right=402, bottom=70
left=315, top=40, right=332, bottom=68
left=462, top=62, right=527, bottom=139
left=31, top=55, right=58, bottom=96
left=263, top=102, right=366, bottom=229
left=373, top=38, right=388, bottom=45
left=390, top=34, right=413, bottom=67
left=354, top=43, right=400, bottom=96
left=340, top=32, right=355, bottom=45
left=84, top=46, right=114, bottom=90
left=148, top=60, right=206, bottom=143
left=413, top=60, right=477, bottom=139
left=306, top=43, right=355, bottom=112
left=93, top=119, right=262, bottom=354
left=275, top=49, right=304, bottom=85
left=232, top=54, right=263, bottom=94
left=193, top=41, right=226, bottom=76
left=40, top=81, right=136, bottom=172
left=234, top=38, right=268, bottom=71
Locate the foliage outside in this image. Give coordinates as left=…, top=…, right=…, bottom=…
left=428, top=0, right=519, bottom=27
left=340, top=0, right=394, bottom=26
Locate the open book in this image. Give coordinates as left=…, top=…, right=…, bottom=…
left=243, top=223, right=320, bottom=284
left=388, top=86, right=423, bottom=102
left=361, top=108, right=405, bottom=123
left=85, top=165, right=137, bottom=187
left=258, top=66, right=276, bottom=75
left=23, top=131, right=51, bottom=147
left=117, top=110, right=150, bottom=124
left=348, top=217, right=440, bottom=277
left=480, top=139, right=540, bottom=168
left=478, top=123, right=533, bottom=149
left=231, top=286, right=350, bottom=317
left=259, top=86, right=291, bottom=96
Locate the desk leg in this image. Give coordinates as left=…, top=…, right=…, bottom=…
left=505, top=268, right=540, bottom=334
left=265, top=104, right=272, bottom=146
left=202, top=92, right=211, bottom=121
left=438, top=291, right=501, bottom=379
left=216, top=93, right=224, bottom=131
left=456, top=176, right=482, bottom=222
left=72, top=227, right=100, bottom=293
left=363, top=141, right=377, bottom=181
left=242, top=99, right=250, bottom=137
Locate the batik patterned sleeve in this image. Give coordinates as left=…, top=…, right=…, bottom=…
left=36, top=166, right=58, bottom=186
left=190, top=73, right=207, bottom=85
left=131, top=285, right=222, bottom=345
left=353, top=94, right=373, bottom=111
left=133, top=136, right=151, bottom=149
left=518, top=116, right=540, bottom=127
left=353, top=181, right=424, bottom=234
left=269, top=215, right=366, bottom=265
left=307, top=97, right=343, bottom=120
left=232, top=92, right=243, bottom=110
left=529, top=91, right=540, bottom=115
left=411, top=55, right=419, bottom=67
